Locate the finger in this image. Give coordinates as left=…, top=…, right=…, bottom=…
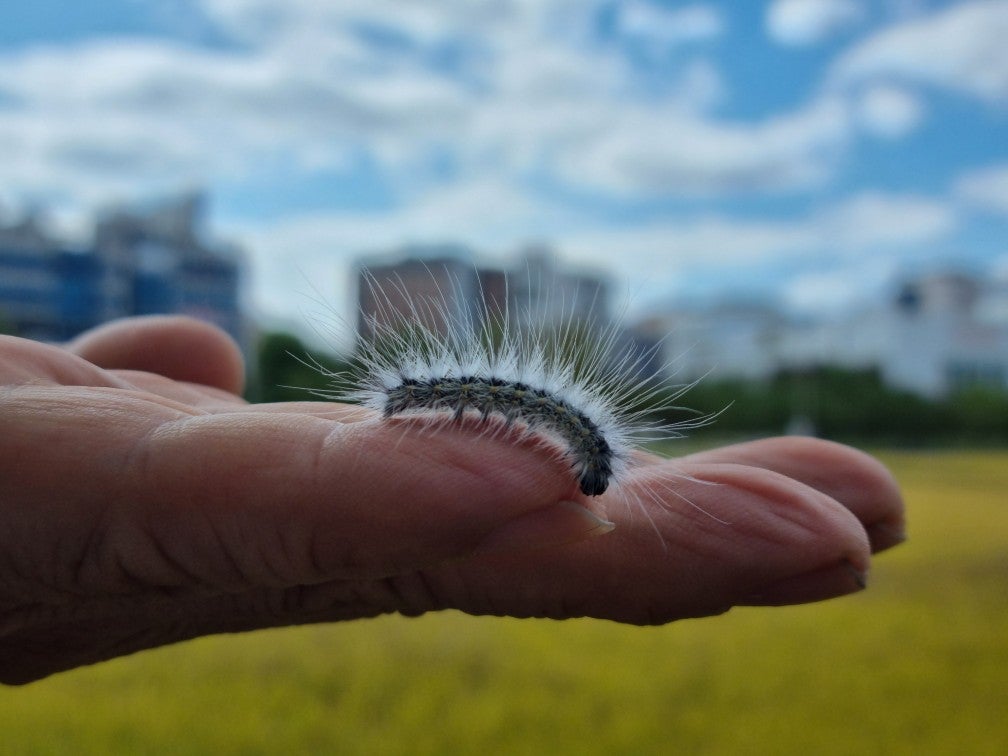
left=110, top=369, right=248, bottom=409
left=681, top=437, right=906, bottom=552
left=209, top=400, right=376, bottom=422
left=7, top=451, right=871, bottom=681
left=0, top=330, right=244, bottom=408
left=0, top=334, right=131, bottom=388
left=0, top=391, right=609, bottom=602
left=67, top=315, right=245, bottom=395
left=420, top=458, right=876, bottom=623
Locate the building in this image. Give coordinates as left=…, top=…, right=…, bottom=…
left=0, top=213, right=105, bottom=341
left=354, top=245, right=611, bottom=346
left=355, top=247, right=488, bottom=342
left=632, top=301, right=786, bottom=383
left=635, top=271, right=1008, bottom=398
left=881, top=274, right=1008, bottom=396
left=95, top=193, right=245, bottom=345
left=0, top=194, right=246, bottom=348
left=505, top=247, right=610, bottom=332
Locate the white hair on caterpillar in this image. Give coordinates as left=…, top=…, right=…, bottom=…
left=303, top=262, right=722, bottom=523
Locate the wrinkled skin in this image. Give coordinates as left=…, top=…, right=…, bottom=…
left=0, top=316, right=905, bottom=685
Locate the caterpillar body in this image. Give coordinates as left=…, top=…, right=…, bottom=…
left=383, top=374, right=615, bottom=495
left=313, top=261, right=712, bottom=502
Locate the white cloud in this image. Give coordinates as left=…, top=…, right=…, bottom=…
left=559, top=191, right=956, bottom=316
left=673, top=59, right=726, bottom=111
left=226, top=177, right=578, bottom=322
left=617, top=2, right=724, bottom=47
left=0, top=36, right=471, bottom=205
left=993, top=254, right=1008, bottom=280
left=811, top=191, right=956, bottom=249
left=555, top=96, right=852, bottom=196
left=219, top=178, right=958, bottom=325
left=782, top=260, right=897, bottom=314
left=855, top=84, right=924, bottom=138
left=0, top=0, right=888, bottom=215
left=566, top=191, right=952, bottom=266
left=954, top=163, right=1008, bottom=215
left=766, top=0, right=865, bottom=46
left=829, top=0, right=1008, bottom=104
left=201, top=0, right=496, bottom=47
left=0, top=0, right=993, bottom=332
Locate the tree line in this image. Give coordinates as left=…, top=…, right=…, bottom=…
left=251, top=331, right=1008, bottom=446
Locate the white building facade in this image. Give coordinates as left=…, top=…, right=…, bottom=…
left=639, top=273, right=1008, bottom=399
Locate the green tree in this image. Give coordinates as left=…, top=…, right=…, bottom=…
left=253, top=331, right=353, bottom=404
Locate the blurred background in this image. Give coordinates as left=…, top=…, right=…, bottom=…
left=1, top=1, right=1006, bottom=753
left=3, top=0, right=1008, bottom=441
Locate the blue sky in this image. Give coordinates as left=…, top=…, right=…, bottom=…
left=1, top=0, right=1007, bottom=326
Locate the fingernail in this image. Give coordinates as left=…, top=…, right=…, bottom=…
left=743, top=559, right=868, bottom=606
left=842, top=560, right=868, bottom=589
left=866, top=521, right=907, bottom=553
left=473, top=500, right=615, bottom=556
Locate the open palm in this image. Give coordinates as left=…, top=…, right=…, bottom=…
left=0, top=317, right=904, bottom=684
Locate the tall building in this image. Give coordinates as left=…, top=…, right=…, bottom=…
left=355, top=248, right=486, bottom=342
left=0, top=213, right=104, bottom=340
left=354, top=246, right=611, bottom=347
left=883, top=273, right=1008, bottom=396
left=95, top=193, right=245, bottom=345
left=0, top=194, right=246, bottom=348
left=506, top=247, right=609, bottom=332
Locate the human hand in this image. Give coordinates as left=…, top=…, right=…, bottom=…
left=0, top=317, right=904, bottom=684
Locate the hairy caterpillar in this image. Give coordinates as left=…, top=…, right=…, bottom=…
left=382, top=375, right=616, bottom=495
left=308, top=259, right=715, bottom=506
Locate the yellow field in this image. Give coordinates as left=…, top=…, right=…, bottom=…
left=2, top=451, right=1006, bottom=755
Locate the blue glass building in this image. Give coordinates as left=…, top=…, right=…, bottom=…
left=0, top=194, right=245, bottom=349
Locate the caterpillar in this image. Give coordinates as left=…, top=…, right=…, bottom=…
left=382, top=374, right=615, bottom=496
left=309, top=260, right=715, bottom=504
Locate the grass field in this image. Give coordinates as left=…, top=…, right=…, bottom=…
left=2, top=451, right=1006, bottom=754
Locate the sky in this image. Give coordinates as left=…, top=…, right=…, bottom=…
left=1, top=0, right=1007, bottom=329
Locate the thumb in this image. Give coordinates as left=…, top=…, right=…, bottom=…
left=67, top=315, right=245, bottom=395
